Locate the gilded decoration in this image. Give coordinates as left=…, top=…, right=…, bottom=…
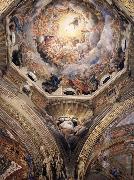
left=0, top=83, right=60, bottom=156
left=0, top=24, right=7, bottom=68
left=0, top=97, right=42, bottom=156
left=0, top=98, right=59, bottom=155
left=90, top=125, right=134, bottom=159
left=31, top=86, right=48, bottom=109
left=0, top=0, right=134, bottom=179
left=117, top=0, right=134, bottom=19
left=78, top=97, right=134, bottom=175
left=85, top=125, right=134, bottom=179
left=5, top=66, right=26, bottom=89
left=0, top=109, right=41, bottom=162
left=0, top=88, right=67, bottom=179
left=0, top=127, right=40, bottom=179
left=0, top=1, right=133, bottom=19
left=0, top=0, right=14, bottom=15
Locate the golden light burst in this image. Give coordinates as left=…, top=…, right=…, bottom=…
left=58, top=13, right=83, bottom=39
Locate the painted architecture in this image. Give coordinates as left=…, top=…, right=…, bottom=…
left=0, top=0, right=134, bottom=179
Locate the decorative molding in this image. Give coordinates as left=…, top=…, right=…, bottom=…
left=116, top=0, right=134, bottom=20
left=0, top=84, right=67, bottom=178
left=0, top=0, right=15, bottom=15
left=78, top=97, right=134, bottom=177
left=0, top=84, right=61, bottom=158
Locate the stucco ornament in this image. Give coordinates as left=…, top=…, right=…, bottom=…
left=77, top=157, right=85, bottom=180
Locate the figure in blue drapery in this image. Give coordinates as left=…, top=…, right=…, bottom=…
left=28, top=172, right=35, bottom=180
left=111, top=168, right=121, bottom=179
left=11, top=16, right=23, bottom=33
left=42, top=74, right=62, bottom=94
left=25, top=154, right=33, bottom=169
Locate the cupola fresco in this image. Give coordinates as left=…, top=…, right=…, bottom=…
left=0, top=0, right=134, bottom=180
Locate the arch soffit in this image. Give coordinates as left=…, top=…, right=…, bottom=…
left=78, top=97, right=134, bottom=173
left=0, top=90, right=62, bottom=161
left=86, top=124, right=134, bottom=166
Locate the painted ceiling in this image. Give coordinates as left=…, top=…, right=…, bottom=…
left=5, top=0, right=132, bottom=97
left=0, top=1, right=133, bottom=180
left=0, top=0, right=134, bottom=17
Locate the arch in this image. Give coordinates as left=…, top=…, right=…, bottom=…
left=84, top=124, right=134, bottom=180
left=0, top=83, right=67, bottom=178
left=0, top=126, right=31, bottom=180
left=77, top=97, right=134, bottom=178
